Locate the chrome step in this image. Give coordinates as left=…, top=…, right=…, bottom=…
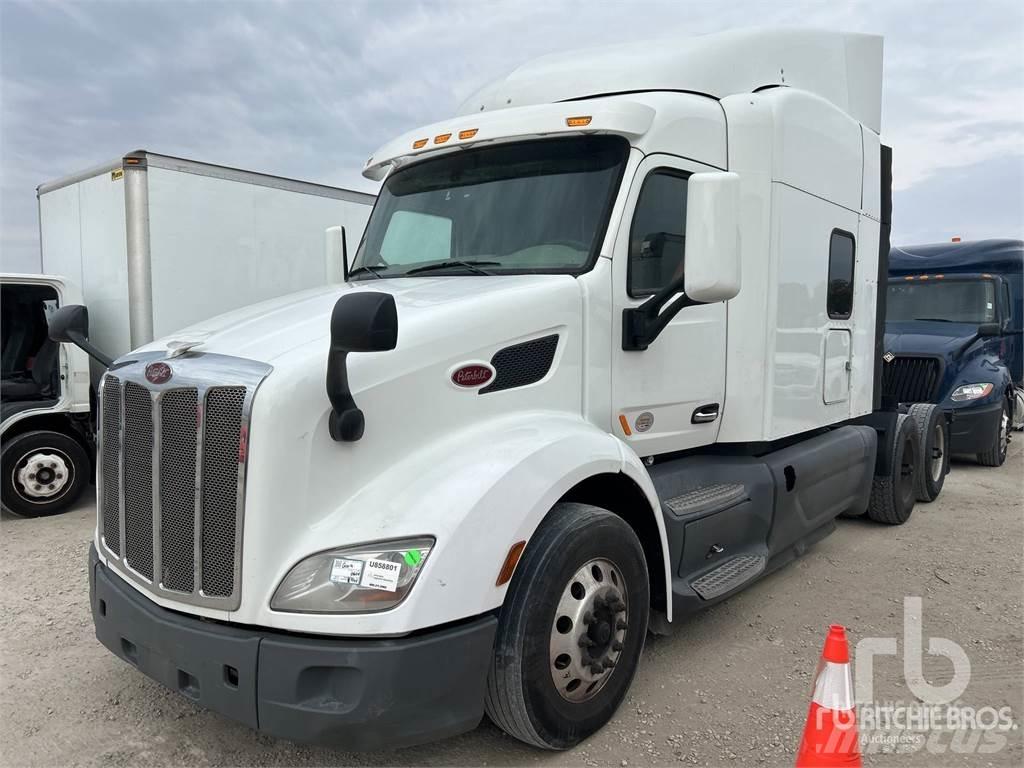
left=691, top=554, right=766, bottom=600
left=663, top=482, right=746, bottom=518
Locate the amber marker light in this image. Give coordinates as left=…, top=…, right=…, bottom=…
left=618, top=414, right=632, bottom=436
left=434, top=133, right=452, bottom=144
left=566, top=116, right=593, bottom=127
left=458, top=128, right=479, bottom=140
left=412, top=138, right=428, bottom=149
left=496, top=541, right=527, bottom=586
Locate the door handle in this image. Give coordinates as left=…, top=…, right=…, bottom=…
left=691, top=403, right=720, bottom=424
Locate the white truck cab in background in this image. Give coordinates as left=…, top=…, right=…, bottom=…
left=1, top=153, right=373, bottom=516
left=73, top=29, right=930, bottom=751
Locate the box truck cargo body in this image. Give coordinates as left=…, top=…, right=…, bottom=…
left=67, top=29, right=944, bottom=751
left=1, top=152, right=374, bottom=517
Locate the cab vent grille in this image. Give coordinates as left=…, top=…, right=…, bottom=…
left=480, top=334, right=559, bottom=394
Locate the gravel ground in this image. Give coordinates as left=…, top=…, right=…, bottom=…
left=2, top=441, right=1021, bottom=767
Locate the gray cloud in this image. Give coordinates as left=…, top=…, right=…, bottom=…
left=2, top=0, right=1022, bottom=272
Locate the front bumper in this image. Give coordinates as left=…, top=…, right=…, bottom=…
left=89, top=545, right=497, bottom=750
left=948, top=401, right=1003, bottom=455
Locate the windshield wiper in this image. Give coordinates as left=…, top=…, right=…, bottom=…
left=347, top=264, right=388, bottom=280
left=404, top=260, right=499, bottom=277
left=913, top=318, right=956, bottom=323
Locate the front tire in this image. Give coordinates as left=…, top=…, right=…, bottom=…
left=907, top=403, right=948, bottom=502
left=976, top=398, right=1009, bottom=467
left=485, top=503, right=649, bottom=749
left=1, top=430, right=89, bottom=517
left=866, top=413, right=918, bottom=525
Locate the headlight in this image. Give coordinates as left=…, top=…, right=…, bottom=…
left=950, top=383, right=994, bottom=402
left=271, top=537, right=433, bottom=613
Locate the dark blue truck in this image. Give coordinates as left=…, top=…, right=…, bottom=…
left=885, top=239, right=1022, bottom=472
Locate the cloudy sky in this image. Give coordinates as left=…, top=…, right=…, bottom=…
left=1, top=0, right=1022, bottom=273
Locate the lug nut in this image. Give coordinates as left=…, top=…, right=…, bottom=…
left=603, top=658, right=615, bottom=669
left=56, top=473, right=63, bottom=480
left=583, top=611, right=593, bottom=625
left=593, top=596, right=605, bottom=610
left=612, top=641, right=623, bottom=652
left=616, top=619, right=628, bottom=630
left=578, top=636, right=595, bottom=648
left=28, top=473, right=36, bottom=480
left=589, top=663, right=603, bottom=674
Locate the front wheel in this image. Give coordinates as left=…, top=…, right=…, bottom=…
left=866, top=413, right=918, bottom=525
left=976, top=398, right=1010, bottom=467
left=907, top=403, right=948, bottom=502
left=484, top=503, right=649, bottom=749
left=1, top=430, right=89, bottom=517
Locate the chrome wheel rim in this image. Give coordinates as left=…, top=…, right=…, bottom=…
left=548, top=558, right=627, bottom=703
left=930, top=422, right=945, bottom=482
left=13, top=449, right=73, bottom=503
left=999, top=409, right=1009, bottom=456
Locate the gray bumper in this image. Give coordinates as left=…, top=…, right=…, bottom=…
left=89, top=545, right=497, bottom=750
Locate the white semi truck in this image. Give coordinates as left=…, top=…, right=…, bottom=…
left=1, top=152, right=373, bottom=516
left=64, top=29, right=933, bottom=750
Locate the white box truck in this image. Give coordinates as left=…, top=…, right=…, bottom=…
left=1, top=152, right=374, bottom=516
left=64, top=29, right=940, bottom=750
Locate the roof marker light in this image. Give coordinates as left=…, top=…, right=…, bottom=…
left=566, top=116, right=593, bottom=127
left=458, top=128, right=478, bottom=140
left=434, top=133, right=452, bottom=144
left=412, top=138, right=428, bottom=149
left=952, top=236, right=962, bottom=243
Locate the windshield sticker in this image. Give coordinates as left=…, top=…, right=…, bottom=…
left=361, top=558, right=401, bottom=592
left=403, top=549, right=422, bottom=567
left=330, top=558, right=364, bottom=585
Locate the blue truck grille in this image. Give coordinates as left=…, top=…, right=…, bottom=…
left=881, top=356, right=942, bottom=403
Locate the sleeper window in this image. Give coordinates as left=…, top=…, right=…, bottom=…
left=827, top=230, right=855, bottom=319
left=628, top=171, right=688, bottom=296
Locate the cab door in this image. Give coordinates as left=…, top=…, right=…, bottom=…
left=610, top=155, right=727, bottom=456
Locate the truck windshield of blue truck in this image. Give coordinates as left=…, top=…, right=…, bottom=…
left=351, top=136, right=628, bottom=278
left=887, top=279, right=997, bottom=324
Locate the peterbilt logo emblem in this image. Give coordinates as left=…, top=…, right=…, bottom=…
left=451, top=363, right=494, bottom=388
left=883, top=351, right=896, bottom=363
left=145, top=362, right=172, bottom=384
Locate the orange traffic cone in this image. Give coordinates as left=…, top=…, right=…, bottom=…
left=795, top=625, right=861, bottom=767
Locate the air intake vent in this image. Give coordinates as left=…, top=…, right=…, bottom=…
left=480, top=334, right=559, bottom=394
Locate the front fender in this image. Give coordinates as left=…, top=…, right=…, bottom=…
left=243, top=412, right=668, bottom=636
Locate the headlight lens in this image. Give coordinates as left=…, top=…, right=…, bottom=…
left=950, top=383, right=994, bottom=402
left=271, top=537, right=433, bottom=613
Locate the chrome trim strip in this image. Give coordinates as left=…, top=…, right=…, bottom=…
left=151, top=388, right=162, bottom=591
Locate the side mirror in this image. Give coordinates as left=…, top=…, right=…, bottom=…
left=48, top=304, right=113, bottom=367
left=326, top=292, right=398, bottom=442
left=325, top=225, right=348, bottom=284
left=622, top=171, right=741, bottom=351
left=684, top=172, right=741, bottom=303
left=977, top=322, right=1001, bottom=338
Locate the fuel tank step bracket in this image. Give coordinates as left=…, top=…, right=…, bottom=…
left=690, top=554, right=766, bottom=600
left=663, top=483, right=747, bottom=519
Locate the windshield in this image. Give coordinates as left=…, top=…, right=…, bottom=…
left=351, top=136, right=629, bottom=278
left=887, top=279, right=996, bottom=324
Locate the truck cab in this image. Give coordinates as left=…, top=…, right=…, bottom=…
left=70, top=29, right=922, bottom=751
left=885, top=239, right=1023, bottom=466
left=1, top=273, right=92, bottom=516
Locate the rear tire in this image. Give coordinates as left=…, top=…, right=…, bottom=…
left=1, top=430, right=89, bottom=517
left=484, top=503, right=649, bottom=749
left=907, top=403, right=948, bottom=502
left=976, top=398, right=1009, bottom=467
left=866, top=414, right=918, bottom=525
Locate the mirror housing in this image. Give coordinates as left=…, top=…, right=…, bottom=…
left=622, top=171, right=741, bottom=351
left=977, top=322, right=1001, bottom=338
left=326, top=292, right=398, bottom=442
left=684, top=172, right=741, bottom=303
left=47, top=304, right=113, bottom=367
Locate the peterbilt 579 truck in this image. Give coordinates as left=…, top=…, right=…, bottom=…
left=57, top=29, right=931, bottom=750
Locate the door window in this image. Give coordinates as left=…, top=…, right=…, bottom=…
left=628, top=171, right=689, bottom=296
left=827, top=230, right=855, bottom=319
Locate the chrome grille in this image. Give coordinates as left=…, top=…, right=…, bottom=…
left=97, top=354, right=270, bottom=611
left=200, top=387, right=245, bottom=597
left=123, top=382, right=154, bottom=580
left=99, top=376, right=122, bottom=556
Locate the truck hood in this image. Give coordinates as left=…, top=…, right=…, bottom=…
left=136, top=275, right=577, bottom=364
left=883, top=321, right=979, bottom=358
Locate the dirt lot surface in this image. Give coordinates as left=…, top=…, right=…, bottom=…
left=2, top=442, right=1022, bottom=767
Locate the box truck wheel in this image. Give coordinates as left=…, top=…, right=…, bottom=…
left=1, top=430, right=89, bottom=518
left=907, top=403, right=948, bottom=502
left=484, top=503, right=649, bottom=749
left=866, top=414, right=918, bottom=525
left=976, top=398, right=1009, bottom=467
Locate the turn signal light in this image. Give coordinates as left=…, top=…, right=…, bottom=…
left=496, top=541, right=527, bottom=586
left=434, top=133, right=452, bottom=144
left=412, top=138, right=428, bottom=149
left=566, top=116, right=593, bottom=127
left=458, top=128, right=478, bottom=140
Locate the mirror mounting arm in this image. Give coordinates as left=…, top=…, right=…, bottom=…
left=67, top=330, right=113, bottom=368
left=622, top=285, right=703, bottom=351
